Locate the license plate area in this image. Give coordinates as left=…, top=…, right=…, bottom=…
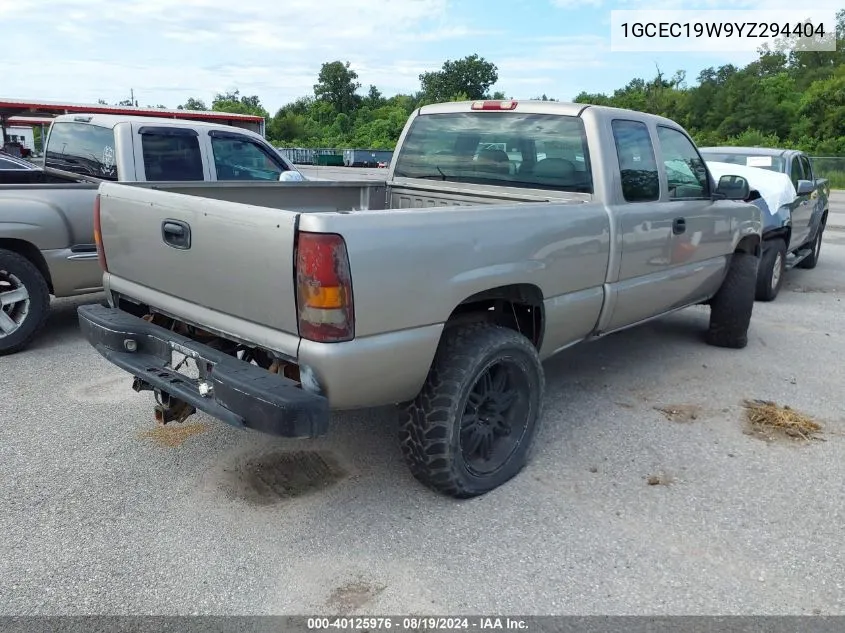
left=169, top=347, right=201, bottom=380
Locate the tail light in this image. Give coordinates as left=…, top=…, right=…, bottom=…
left=471, top=100, right=518, bottom=111
left=93, top=194, right=108, bottom=271
left=295, top=232, right=354, bottom=342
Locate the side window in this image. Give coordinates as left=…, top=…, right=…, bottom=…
left=611, top=119, right=659, bottom=202
left=656, top=126, right=710, bottom=199
left=799, top=155, right=813, bottom=182
left=210, top=135, right=284, bottom=181
left=140, top=129, right=204, bottom=181
left=789, top=157, right=804, bottom=188
left=0, top=157, right=26, bottom=170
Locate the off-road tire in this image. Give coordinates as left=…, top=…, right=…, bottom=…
left=398, top=324, right=545, bottom=498
left=0, top=248, right=50, bottom=356
left=755, top=239, right=786, bottom=302
left=797, top=221, right=824, bottom=269
left=706, top=251, right=758, bottom=349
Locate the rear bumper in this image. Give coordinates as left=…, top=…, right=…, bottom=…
left=77, top=304, right=330, bottom=438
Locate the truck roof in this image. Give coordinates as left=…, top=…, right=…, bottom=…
left=416, top=99, right=686, bottom=128
left=698, top=146, right=794, bottom=157
left=50, top=113, right=264, bottom=138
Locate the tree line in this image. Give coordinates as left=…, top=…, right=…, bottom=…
left=99, top=11, right=844, bottom=156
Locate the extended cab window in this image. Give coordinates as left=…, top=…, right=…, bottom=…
left=391, top=112, right=593, bottom=193
left=140, top=128, right=204, bottom=181
left=611, top=119, right=659, bottom=202
left=656, top=126, right=710, bottom=199
left=211, top=134, right=285, bottom=181
left=45, top=122, right=119, bottom=180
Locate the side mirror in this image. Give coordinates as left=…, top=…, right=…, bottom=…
left=279, top=170, right=304, bottom=182
left=714, top=174, right=750, bottom=200
left=796, top=179, right=814, bottom=196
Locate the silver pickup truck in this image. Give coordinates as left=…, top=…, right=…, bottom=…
left=78, top=100, right=762, bottom=498
left=0, top=113, right=304, bottom=355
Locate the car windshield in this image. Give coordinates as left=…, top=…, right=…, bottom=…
left=700, top=151, right=785, bottom=173
left=392, top=111, right=593, bottom=193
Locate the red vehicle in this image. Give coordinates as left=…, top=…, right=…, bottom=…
left=1, top=141, right=31, bottom=159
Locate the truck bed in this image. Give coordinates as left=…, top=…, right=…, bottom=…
left=96, top=179, right=591, bottom=355
left=129, top=178, right=588, bottom=212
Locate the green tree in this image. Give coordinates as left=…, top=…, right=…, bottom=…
left=211, top=90, right=269, bottom=118
left=419, top=54, right=499, bottom=102
left=314, top=61, right=362, bottom=115
left=178, top=97, right=208, bottom=111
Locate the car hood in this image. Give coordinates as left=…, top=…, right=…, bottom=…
left=706, top=161, right=796, bottom=217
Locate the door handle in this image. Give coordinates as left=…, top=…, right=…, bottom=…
left=162, top=219, right=191, bottom=249
left=672, top=217, right=686, bottom=235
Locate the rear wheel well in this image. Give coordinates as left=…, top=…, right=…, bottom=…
left=0, top=239, right=53, bottom=293
left=444, top=284, right=544, bottom=350
left=735, top=235, right=761, bottom=258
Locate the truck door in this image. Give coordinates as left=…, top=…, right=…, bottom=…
left=131, top=124, right=211, bottom=182
left=604, top=120, right=729, bottom=332
left=792, top=154, right=816, bottom=247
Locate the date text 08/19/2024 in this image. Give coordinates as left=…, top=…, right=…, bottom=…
left=619, top=21, right=826, bottom=39
left=306, top=617, right=529, bottom=630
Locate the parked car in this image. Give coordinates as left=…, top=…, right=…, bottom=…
left=0, top=113, right=307, bottom=355
left=0, top=151, right=39, bottom=172
left=699, top=146, right=829, bottom=301
left=77, top=100, right=761, bottom=498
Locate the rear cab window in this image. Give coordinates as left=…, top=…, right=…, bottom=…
left=209, top=131, right=288, bottom=181
left=391, top=111, right=593, bottom=193
left=45, top=122, right=119, bottom=180
left=139, top=127, right=205, bottom=181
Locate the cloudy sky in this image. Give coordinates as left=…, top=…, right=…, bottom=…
left=2, top=0, right=839, bottom=114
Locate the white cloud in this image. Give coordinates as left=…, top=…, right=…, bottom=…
left=1, top=0, right=508, bottom=111
left=553, top=0, right=842, bottom=9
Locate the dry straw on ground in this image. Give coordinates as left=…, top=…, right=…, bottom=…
left=741, top=399, right=823, bottom=442
left=138, top=422, right=209, bottom=447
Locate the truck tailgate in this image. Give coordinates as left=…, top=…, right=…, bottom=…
left=97, top=182, right=301, bottom=335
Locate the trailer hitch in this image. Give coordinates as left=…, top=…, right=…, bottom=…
left=153, top=389, right=196, bottom=425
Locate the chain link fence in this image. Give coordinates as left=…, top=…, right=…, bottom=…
left=808, top=156, right=845, bottom=189
left=277, top=148, right=845, bottom=189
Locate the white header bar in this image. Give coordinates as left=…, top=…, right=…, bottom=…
left=610, top=10, right=837, bottom=52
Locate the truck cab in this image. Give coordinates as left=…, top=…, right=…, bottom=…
left=43, top=113, right=303, bottom=182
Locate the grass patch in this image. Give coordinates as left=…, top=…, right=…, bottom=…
left=741, top=399, right=823, bottom=442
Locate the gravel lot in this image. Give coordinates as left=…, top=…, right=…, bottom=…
left=1, top=203, right=843, bottom=615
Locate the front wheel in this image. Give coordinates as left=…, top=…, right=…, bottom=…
left=755, top=239, right=786, bottom=302
left=0, top=249, right=51, bottom=356
left=706, top=251, right=758, bottom=349
left=797, top=223, right=824, bottom=269
left=398, top=324, right=545, bottom=498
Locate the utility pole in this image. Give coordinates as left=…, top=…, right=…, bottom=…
left=130, top=88, right=136, bottom=107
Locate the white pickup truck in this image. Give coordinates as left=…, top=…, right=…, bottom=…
left=0, top=113, right=305, bottom=355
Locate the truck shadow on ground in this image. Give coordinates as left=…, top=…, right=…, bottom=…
left=214, top=306, right=720, bottom=504
left=27, top=293, right=104, bottom=352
